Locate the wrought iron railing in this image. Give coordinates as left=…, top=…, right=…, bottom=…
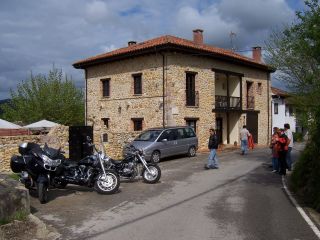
left=215, top=95, right=241, bottom=109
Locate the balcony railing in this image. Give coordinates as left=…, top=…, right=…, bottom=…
left=247, top=96, right=255, bottom=109
left=215, top=95, right=241, bottom=109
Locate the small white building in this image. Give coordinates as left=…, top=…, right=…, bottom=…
left=271, top=87, right=297, bottom=132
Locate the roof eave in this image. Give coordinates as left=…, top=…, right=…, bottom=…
left=73, top=44, right=276, bottom=72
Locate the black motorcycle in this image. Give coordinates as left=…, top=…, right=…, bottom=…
left=10, top=142, right=64, bottom=204
left=106, top=145, right=161, bottom=184
left=51, top=136, right=120, bottom=196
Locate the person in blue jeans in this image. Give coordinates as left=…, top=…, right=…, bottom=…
left=205, top=128, right=219, bottom=169
left=240, top=125, right=250, bottom=155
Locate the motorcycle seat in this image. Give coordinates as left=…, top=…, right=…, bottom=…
left=110, top=159, right=122, bottom=165
left=63, top=160, right=79, bottom=167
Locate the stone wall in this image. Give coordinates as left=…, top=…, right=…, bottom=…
left=0, top=125, right=69, bottom=173
left=85, top=52, right=271, bottom=155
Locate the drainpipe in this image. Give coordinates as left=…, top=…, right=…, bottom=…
left=85, top=69, right=88, bottom=126
left=159, top=51, right=166, bottom=128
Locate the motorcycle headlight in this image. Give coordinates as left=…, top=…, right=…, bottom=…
left=41, top=154, right=52, bottom=164
left=41, top=154, right=61, bottom=167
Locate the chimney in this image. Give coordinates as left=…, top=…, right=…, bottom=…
left=193, top=29, right=204, bottom=45
left=252, top=46, right=262, bottom=62
left=128, top=41, right=137, bottom=46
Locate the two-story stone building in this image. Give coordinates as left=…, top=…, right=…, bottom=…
left=73, top=29, right=275, bottom=158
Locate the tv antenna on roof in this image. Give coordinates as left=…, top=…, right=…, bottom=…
left=229, top=31, right=237, bottom=52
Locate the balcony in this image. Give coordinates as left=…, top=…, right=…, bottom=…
left=215, top=95, right=241, bottom=110
left=247, top=96, right=255, bottom=109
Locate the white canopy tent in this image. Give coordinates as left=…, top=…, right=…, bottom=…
left=0, top=118, right=22, bottom=129
left=24, top=119, right=59, bottom=131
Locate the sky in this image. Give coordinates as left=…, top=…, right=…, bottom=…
left=0, top=0, right=305, bottom=99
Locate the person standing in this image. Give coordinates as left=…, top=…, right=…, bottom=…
left=240, top=125, right=250, bottom=155
left=278, top=129, right=289, bottom=175
left=284, top=123, right=293, bottom=171
left=271, top=127, right=280, bottom=173
left=205, top=128, right=219, bottom=169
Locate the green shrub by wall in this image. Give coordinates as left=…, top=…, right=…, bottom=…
left=290, top=141, right=320, bottom=212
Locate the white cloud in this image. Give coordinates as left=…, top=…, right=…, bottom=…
left=100, top=44, right=117, bottom=52
left=173, top=0, right=295, bottom=49
left=85, top=0, right=111, bottom=23
left=0, top=0, right=301, bottom=99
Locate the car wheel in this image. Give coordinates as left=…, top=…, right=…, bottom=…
left=151, top=151, right=161, bottom=163
left=188, top=146, right=196, bottom=157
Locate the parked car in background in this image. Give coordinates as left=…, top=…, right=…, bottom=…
left=124, top=126, right=198, bottom=163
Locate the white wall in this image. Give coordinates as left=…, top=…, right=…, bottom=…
left=272, top=98, right=296, bottom=132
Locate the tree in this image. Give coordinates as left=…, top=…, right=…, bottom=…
left=2, top=67, right=84, bottom=126
left=265, top=0, right=320, bottom=211
left=266, top=0, right=320, bottom=126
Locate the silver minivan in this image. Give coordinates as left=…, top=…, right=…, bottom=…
left=125, top=126, right=198, bottom=163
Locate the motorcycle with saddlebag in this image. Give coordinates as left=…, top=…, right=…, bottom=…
left=10, top=142, right=64, bottom=204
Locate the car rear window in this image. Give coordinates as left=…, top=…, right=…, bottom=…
left=184, top=127, right=196, bottom=138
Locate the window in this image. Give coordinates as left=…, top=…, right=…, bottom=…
left=184, top=127, right=196, bottom=138
left=274, top=103, right=278, bottom=114
left=101, top=118, right=109, bottom=128
left=289, top=105, right=294, bottom=116
left=185, top=118, right=199, bottom=133
left=133, top=74, right=142, bottom=95
left=159, top=129, right=176, bottom=141
left=101, top=79, right=110, bottom=97
left=132, top=118, right=143, bottom=131
left=102, top=133, right=108, bottom=142
left=285, top=104, right=294, bottom=116
left=186, top=72, right=196, bottom=106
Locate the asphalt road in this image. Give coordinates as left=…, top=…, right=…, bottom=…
left=30, top=144, right=319, bottom=240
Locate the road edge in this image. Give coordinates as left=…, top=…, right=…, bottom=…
left=282, top=176, right=320, bottom=239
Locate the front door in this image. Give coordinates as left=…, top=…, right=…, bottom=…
left=246, top=112, right=258, bottom=143
left=216, top=118, right=223, bottom=144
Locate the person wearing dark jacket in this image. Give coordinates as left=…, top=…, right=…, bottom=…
left=205, top=128, right=219, bottom=169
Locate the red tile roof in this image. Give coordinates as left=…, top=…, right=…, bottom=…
left=271, top=87, right=289, bottom=97
left=73, top=35, right=274, bottom=71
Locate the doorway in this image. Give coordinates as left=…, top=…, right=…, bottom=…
left=246, top=112, right=258, bottom=143
left=216, top=117, right=223, bottom=144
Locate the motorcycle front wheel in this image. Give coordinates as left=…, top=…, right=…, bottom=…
left=94, top=170, right=120, bottom=194
left=142, top=164, right=161, bottom=184
left=37, top=182, right=48, bottom=204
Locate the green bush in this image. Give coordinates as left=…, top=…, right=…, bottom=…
left=293, top=132, right=303, bottom=142
left=290, top=141, right=320, bottom=212
left=0, top=210, right=28, bottom=225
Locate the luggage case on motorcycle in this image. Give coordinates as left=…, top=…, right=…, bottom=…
left=10, top=155, right=26, bottom=173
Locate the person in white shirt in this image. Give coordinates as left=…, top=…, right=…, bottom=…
left=284, top=123, right=294, bottom=171
left=240, top=125, right=250, bottom=155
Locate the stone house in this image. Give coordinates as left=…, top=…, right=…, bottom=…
left=73, top=29, right=275, bottom=158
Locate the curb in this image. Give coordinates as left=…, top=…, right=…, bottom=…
left=282, top=176, right=320, bottom=239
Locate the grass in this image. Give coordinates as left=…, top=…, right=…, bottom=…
left=8, top=173, right=20, bottom=181
left=0, top=210, right=28, bottom=225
